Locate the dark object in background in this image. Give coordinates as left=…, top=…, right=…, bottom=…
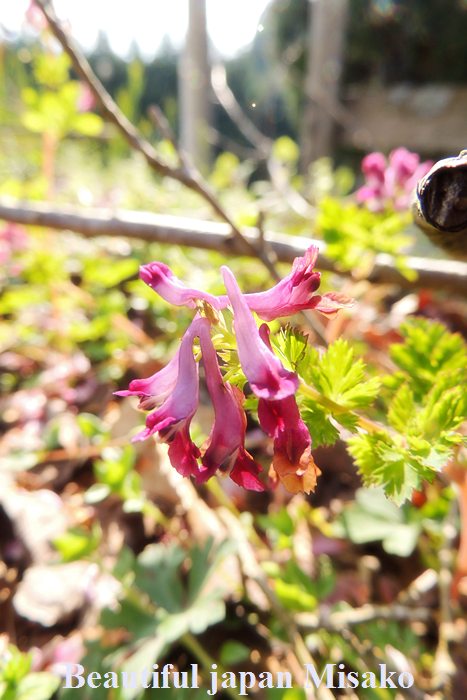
left=414, top=150, right=467, bottom=260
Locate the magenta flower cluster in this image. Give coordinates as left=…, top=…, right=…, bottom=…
left=356, top=147, right=433, bottom=212
left=117, top=247, right=350, bottom=493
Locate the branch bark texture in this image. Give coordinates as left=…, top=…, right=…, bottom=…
left=1, top=199, right=466, bottom=295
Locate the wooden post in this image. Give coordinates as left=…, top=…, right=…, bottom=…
left=178, top=0, right=211, bottom=172
left=300, top=0, right=349, bottom=171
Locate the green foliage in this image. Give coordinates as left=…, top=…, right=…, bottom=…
left=316, top=197, right=414, bottom=278
left=53, top=524, right=102, bottom=562
left=219, top=641, right=250, bottom=666
left=0, top=645, right=59, bottom=700
left=339, top=487, right=421, bottom=556
left=299, top=338, right=381, bottom=410
left=348, top=319, right=466, bottom=503
left=272, top=136, right=300, bottom=165
left=91, top=539, right=235, bottom=700
left=263, top=557, right=335, bottom=613
left=22, top=82, right=102, bottom=139
left=348, top=429, right=443, bottom=505
left=295, top=334, right=380, bottom=447
left=270, top=325, right=309, bottom=372
left=386, top=317, right=467, bottom=400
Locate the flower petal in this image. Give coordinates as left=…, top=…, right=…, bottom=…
left=242, top=246, right=321, bottom=321
left=229, top=448, right=264, bottom=492
left=258, top=395, right=321, bottom=495
left=140, top=262, right=225, bottom=309
left=114, top=348, right=180, bottom=409
left=221, top=266, right=298, bottom=400
left=196, top=320, right=263, bottom=489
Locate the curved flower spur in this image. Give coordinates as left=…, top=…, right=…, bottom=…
left=116, top=246, right=351, bottom=494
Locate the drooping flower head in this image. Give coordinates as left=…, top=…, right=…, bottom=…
left=118, top=247, right=352, bottom=494
left=221, top=265, right=299, bottom=401
left=116, top=316, right=264, bottom=490
left=256, top=325, right=320, bottom=494
left=129, top=318, right=202, bottom=480
left=196, top=322, right=263, bottom=491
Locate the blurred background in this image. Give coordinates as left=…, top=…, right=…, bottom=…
left=1, top=2, right=467, bottom=699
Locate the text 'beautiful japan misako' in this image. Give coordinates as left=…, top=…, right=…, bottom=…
left=116, top=247, right=352, bottom=494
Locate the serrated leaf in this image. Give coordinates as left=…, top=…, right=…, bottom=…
left=300, top=403, right=340, bottom=447
left=299, top=339, right=380, bottom=410
left=389, top=318, right=467, bottom=399
left=388, top=383, right=415, bottom=432
left=271, top=325, right=309, bottom=371
left=347, top=432, right=429, bottom=505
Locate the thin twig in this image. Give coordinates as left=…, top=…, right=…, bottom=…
left=296, top=603, right=431, bottom=632
left=2, top=199, right=466, bottom=294
left=432, top=499, right=459, bottom=696
left=34, top=0, right=279, bottom=281
left=147, top=104, right=181, bottom=158
left=211, top=63, right=315, bottom=219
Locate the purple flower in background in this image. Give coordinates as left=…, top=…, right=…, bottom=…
left=221, top=265, right=299, bottom=401
left=356, top=147, right=433, bottom=212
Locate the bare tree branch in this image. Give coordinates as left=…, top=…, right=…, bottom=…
left=1, top=199, right=466, bottom=294
left=211, top=64, right=315, bottom=218
left=34, top=0, right=280, bottom=280
left=296, top=603, right=431, bottom=632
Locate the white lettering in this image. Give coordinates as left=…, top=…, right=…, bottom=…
left=87, top=672, right=102, bottom=688
left=362, top=672, right=377, bottom=688
left=304, top=664, right=335, bottom=688
left=398, top=672, right=414, bottom=688
left=63, top=663, right=85, bottom=689
left=103, top=672, right=118, bottom=689
left=379, top=665, right=397, bottom=688
left=238, top=672, right=255, bottom=696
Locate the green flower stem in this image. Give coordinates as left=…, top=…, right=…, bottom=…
left=299, top=381, right=382, bottom=434
left=181, top=633, right=238, bottom=700
left=205, top=478, right=264, bottom=549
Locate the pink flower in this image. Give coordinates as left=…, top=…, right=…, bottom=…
left=140, top=247, right=351, bottom=320
left=242, top=247, right=353, bottom=320
left=197, top=321, right=263, bottom=491
left=77, top=83, right=96, bottom=112
left=0, top=223, right=28, bottom=271
left=257, top=326, right=320, bottom=494
left=114, top=348, right=180, bottom=410
left=356, top=147, right=433, bottom=212
left=140, top=262, right=225, bottom=310
left=131, top=319, right=201, bottom=480
left=25, top=0, right=47, bottom=31
left=117, top=317, right=264, bottom=490
left=221, top=265, right=299, bottom=401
